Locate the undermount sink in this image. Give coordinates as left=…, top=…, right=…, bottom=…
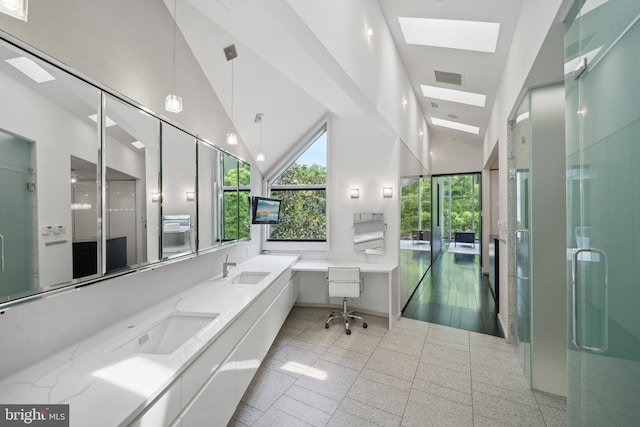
left=229, top=271, right=270, bottom=285
left=112, top=312, right=218, bottom=355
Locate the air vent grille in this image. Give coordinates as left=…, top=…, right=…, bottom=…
left=434, top=70, right=463, bottom=86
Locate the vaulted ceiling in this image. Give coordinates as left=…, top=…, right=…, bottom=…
left=173, top=0, right=527, bottom=172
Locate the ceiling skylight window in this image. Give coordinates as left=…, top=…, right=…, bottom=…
left=6, top=57, right=55, bottom=83
left=0, top=0, right=28, bottom=22
left=431, top=117, right=479, bottom=135
left=577, top=0, right=609, bottom=18
left=398, top=17, right=500, bottom=53
left=88, top=114, right=116, bottom=127
left=421, top=85, right=486, bottom=107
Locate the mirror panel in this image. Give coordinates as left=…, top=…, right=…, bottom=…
left=104, top=94, right=161, bottom=271
left=222, top=152, right=239, bottom=242
left=197, top=140, right=222, bottom=250
left=161, top=123, right=196, bottom=259
left=0, top=38, right=101, bottom=303
left=239, top=160, right=251, bottom=240
left=353, top=213, right=386, bottom=254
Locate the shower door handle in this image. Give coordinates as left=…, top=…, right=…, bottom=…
left=0, top=234, right=4, bottom=274
left=514, top=229, right=529, bottom=280
left=571, top=248, right=608, bottom=353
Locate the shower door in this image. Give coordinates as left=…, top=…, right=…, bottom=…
left=0, top=132, right=35, bottom=302
left=566, top=1, right=640, bottom=425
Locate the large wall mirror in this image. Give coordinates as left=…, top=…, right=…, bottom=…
left=0, top=35, right=252, bottom=306
left=161, top=123, right=197, bottom=259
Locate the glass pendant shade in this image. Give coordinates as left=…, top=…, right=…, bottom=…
left=226, top=132, right=238, bottom=145
left=165, top=94, right=182, bottom=113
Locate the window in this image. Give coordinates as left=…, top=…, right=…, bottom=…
left=267, top=126, right=327, bottom=241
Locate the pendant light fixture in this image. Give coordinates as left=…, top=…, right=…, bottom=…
left=224, top=44, right=238, bottom=145
left=165, top=0, right=183, bottom=113
left=255, top=113, right=265, bottom=162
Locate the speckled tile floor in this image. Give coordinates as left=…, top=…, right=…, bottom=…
left=229, top=307, right=567, bottom=427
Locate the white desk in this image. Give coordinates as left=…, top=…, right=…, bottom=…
left=292, top=260, right=399, bottom=329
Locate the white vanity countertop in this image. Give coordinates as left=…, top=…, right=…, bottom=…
left=0, top=254, right=299, bottom=427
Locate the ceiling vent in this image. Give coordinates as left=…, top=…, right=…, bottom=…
left=434, top=70, right=463, bottom=86
left=430, top=101, right=440, bottom=109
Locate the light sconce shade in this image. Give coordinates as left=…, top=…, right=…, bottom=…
left=256, top=152, right=265, bottom=162
left=350, top=188, right=360, bottom=199
left=151, top=192, right=161, bottom=202
left=365, top=27, right=373, bottom=38
left=383, top=187, right=393, bottom=198
left=186, top=191, right=196, bottom=202
left=226, top=132, right=238, bottom=145
left=255, top=112, right=265, bottom=162
left=165, top=94, right=182, bottom=113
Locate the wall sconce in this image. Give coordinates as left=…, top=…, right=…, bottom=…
left=186, top=191, right=196, bottom=201
left=350, top=188, right=360, bottom=199
left=382, top=187, right=393, bottom=198
left=151, top=192, right=160, bottom=202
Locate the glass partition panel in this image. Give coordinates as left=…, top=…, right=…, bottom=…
left=197, top=140, right=222, bottom=250
left=161, top=123, right=196, bottom=258
left=222, top=152, right=239, bottom=242
left=0, top=38, right=101, bottom=304
left=104, top=95, right=160, bottom=271
left=239, top=160, right=251, bottom=240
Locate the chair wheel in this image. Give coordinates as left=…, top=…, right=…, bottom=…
left=325, top=323, right=329, bottom=329
left=346, top=329, right=351, bottom=335
left=363, top=323, right=368, bottom=328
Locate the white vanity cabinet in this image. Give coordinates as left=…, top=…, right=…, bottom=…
left=130, top=268, right=298, bottom=427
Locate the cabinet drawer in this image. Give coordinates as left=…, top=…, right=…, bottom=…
left=129, top=378, right=181, bottom=427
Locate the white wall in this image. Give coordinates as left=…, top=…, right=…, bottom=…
left=481, top=0, right=565, bottom=339
left=431, top=137, right=483, bottom=176
left=328, top=115, right=399, bottom=265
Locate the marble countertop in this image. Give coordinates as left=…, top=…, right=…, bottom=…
left=0, top=254, right=299, bottom=427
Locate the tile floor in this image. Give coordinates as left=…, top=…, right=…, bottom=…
left=230, top=307, right=567, bottom=426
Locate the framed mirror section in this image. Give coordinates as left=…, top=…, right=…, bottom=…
left=0, top=35, right=253, bottom=307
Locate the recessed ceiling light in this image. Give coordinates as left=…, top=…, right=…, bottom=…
left=421, top=85, right=486, bottom=107
left=6, top=57, right=55, bottom=83
left=431, top=117, right=479, bottom=135
left=131, top=141, right=145, bottom=149
left=398, top=17, right=500, bottom=53
left=88, top=114, right=116, bottom=127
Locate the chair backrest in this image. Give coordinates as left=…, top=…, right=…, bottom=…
left=327, top=267, right=361, bottom=298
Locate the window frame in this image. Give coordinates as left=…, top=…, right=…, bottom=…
left=263, top=120, right=329, bottom=251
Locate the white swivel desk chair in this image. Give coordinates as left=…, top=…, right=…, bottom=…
left=325, top=267, right=368, bottom=335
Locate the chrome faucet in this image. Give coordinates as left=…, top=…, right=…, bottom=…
left=222, top=254, right=236, bottom=278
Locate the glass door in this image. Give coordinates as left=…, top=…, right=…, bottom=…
left=0, top=131, right=35, bottom=302
left=513, top=96, right=531, bottom=384
left=566, top=1, right=640, bottom=425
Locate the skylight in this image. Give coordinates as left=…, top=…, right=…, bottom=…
left=6, top=56, right=55, bottom=83
left=421, top=85, right=486, bottom=107
left=88, top=114, right=116, bottom=127
left=0, top=0, right=28, bottom=22
left=431, top=117, right=479, bottom=135
left=398, top=17, right=500, bottom=53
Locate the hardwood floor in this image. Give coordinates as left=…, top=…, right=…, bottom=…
left=402, top=245, right=503, bottom=337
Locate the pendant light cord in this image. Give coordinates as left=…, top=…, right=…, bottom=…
left=172, top=0, right=177, bottom=92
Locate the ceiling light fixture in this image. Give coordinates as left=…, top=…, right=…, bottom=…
left=224, top=44, right=239, bottom=145
left=431, top=117, right=479, bottom=135
left=165, top=0, right=183, bottom=113
left=398, top=17, right=500, bottom=53
left=255, top=112, right=265, bottom=162
left=6, top=56, right=54, bottom=83
left=131, top=141, right=146, bottom=149
left=0, top=0, right=27, bottom=21
left=421, top=85, right=486, bottom=107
